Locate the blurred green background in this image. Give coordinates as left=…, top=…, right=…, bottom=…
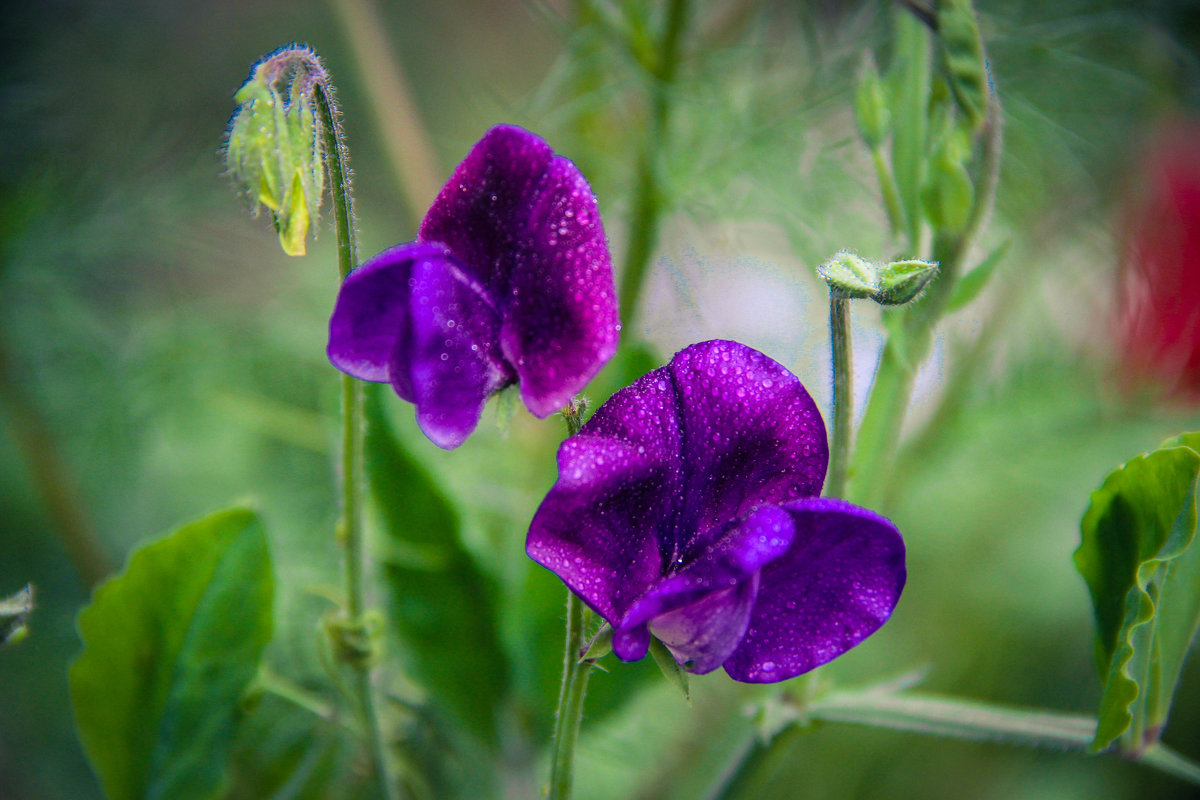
left=3, top=0, right=1200, bottom=798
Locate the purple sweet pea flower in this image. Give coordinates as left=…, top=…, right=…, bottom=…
left=328, top=125, right=619, bottom=448
left=527, top=340, right=905, bottom=682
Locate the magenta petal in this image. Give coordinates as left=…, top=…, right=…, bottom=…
left=502, top=156, right=619, bottom=417
left=722, top=498, right=906, bottom=683
left=402, top=256, right=510, bottom=449
left=667, top=341, right=828, bottom=557
left=327, top=242, right=452, bottom=389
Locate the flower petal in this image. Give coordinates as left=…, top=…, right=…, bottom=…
left=327, top=242, right=451, bottom=387
left=502, top=156, right=619, bottom=417
left=401, top=256, right=511, bottom=449
left=526, top=435, right=671, bottom=626
left=420, top=125, right=618, bottom=418
left=667, top=341, right=828, bottom=560
left=722, top=498, right=906, bottom=683
left=614, top=505, right=795, bottom=672
left=419, top=125, right=553, bottom=293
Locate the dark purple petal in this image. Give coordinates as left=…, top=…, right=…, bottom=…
left=722, top=498, right=906, bottom=683
left=420, top=125, right=618, bottom=418
left=526, top=436, right=670, bottom=625
left=327, top=242, right=452, bottom=388
left=402, top=256, right=511, bottom=449
left=668, top=341, right=827, bottom=560
left=614, top=505, right=795, bottom=673
left=419, top=125, right=553, bottom=294
left=501, top=156, right=620, bottom=417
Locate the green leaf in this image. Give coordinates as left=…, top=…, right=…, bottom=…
left=1075, top=433, right=1200, bottom=753
left=364, top=385, right=509, bottom=745
left=886, top=8, right=932, bottom=249
left=70, top=508, right=274, bottom=800
left=945, top=239, right=1010, bottom=313
left=648, top=636, right=690, bottom=703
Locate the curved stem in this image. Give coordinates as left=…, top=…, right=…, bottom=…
left=313, top=74, right=400, bottom=800
left=617, top=0, right=690, bottom=332
left=848, top=96, right=1002, bottom=508
left=826, top=294, right=852, bottom=499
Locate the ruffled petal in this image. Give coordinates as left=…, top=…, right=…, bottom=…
left=526, top=435, right=673, bottom=626
left=667, top=341, right=828, bottom=559
left=419, top=125, right=554, bottom=295
left=419, top=125, right=618, bottom=417
left=614, top=505, right=795, bottom=672
left=402, top=256, right=510, bottom=449
left=722, top=498, right=906, bottom=683
left=502, top=156, right=619, bottom=417
left=327, top=242, right=452, bottom=389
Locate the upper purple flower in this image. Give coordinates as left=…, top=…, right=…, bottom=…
left=328, top=125, right=620, bottom=448
left=527, top=340, right=905, bottom=683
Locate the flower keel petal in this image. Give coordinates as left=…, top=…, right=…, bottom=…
left=723, top=498, right=906, bottom=683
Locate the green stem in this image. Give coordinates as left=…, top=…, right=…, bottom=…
left=313, top=71, right=400, bottom=800
left=547, top=399, right=595, bottom=800
left=617, top=0, right=690, bottom=331
left=871, top=146, right=904, bottom=240
left=806, top=689, right=1200, bottom=787
left=549, top=591, right=595, bottom=800
left=848, top=96, right=1002, bottom=508
left=0, top=332, right=110, bottom=589
left=826, top=294, right=852, bottom=499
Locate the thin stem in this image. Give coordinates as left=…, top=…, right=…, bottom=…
left=870, top=146, right=904, bottom=240
left=326, top=0, right=441, bottom=227
left=0, top=332, right=110, bottom=589
left=617, top=0, right=690, bottom=331
left=549, top=591, right=595, bottom=800
left=826, top=294, right=852, bottom=499
left=547, top=398, right=594, bottom=800
left=313, top=73, right=400, bottom=800
left=848, top=96, right=1002, bottom=508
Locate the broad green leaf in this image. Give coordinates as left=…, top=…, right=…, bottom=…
left=1075, top=433, right=1200, bottom=753
left=70, top=507, right=274, bottom=800
left=364, top=385, right=509, bottom=745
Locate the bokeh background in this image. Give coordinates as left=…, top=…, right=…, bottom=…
left=3, top=0, right=1200, bottom=798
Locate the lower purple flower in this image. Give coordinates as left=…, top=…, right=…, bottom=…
left=527, top=340, right=905, bottom=682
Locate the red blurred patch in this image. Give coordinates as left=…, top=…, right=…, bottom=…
left=1117, top=119, right=1200, bottom=401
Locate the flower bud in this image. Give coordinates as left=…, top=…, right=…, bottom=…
left=873, top=259, right=939, bottom=305
left=921, top=127, right=974, bottom=233
left=936, top=0, right=989, bottom=132
left=817, top=250, right=879, bottom=299
left=854, top=54, right=891, bottom=150
left=226, top=54, right=327, bottom=256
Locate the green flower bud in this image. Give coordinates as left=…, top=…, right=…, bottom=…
left=854, top=54, right=891, bottom=150
left=817, top=250, right=880, bottom=299
left=936, top=0, right=989, bottom=132
left=921, top=126, right=974, bottom=233
left=873, top=258, right=939, bottom=305
left=226, top=53, right=327, bottom=256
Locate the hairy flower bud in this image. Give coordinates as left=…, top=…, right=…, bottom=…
left=854, top=54, right=891, bottom=150
left=226, top=50, right=328, bottom=256
left=874, top=258, right=939, bottom=305
left=818, top=250, right=879, bottom=299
